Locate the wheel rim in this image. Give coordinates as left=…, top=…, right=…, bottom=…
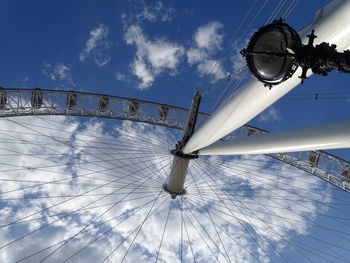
left=0, top=115, right=350, bottom=262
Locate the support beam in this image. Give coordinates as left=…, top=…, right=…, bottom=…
left=164, top=157, right=190, bottom=197
left=200, top=121, right=350, bottom=155
left=183, top=0, right=350, bottom=154
left=165, top=92, right=201, bottom=198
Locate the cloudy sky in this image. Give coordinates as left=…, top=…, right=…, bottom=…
left=0, top=0, right=350, bottom=262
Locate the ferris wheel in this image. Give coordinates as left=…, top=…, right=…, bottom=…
left=0, top=87, right=348, bottom=263
left=1, top=1, right=350, bottom=263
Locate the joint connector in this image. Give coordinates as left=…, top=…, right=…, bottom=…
left=163, top=184, right=186, bottom=199
left=170, top=148, right=199, bottom=159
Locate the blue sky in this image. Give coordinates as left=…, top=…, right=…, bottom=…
left=0, top=0, right=350, bottom=262
left=1, top=0, right=348, bottom=152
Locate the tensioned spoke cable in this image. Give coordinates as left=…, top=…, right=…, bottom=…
left=0, top=124, right=166, bottom=154
left=3, top=118, right=169, bottom=182
left=203, top=162, right=350, bottom=221
left=7, top=116, right=171, bottom=152
left=15, top=195, right=161, bottom=263
left=189, top=186, right=350, bottom=241
left=203, top=157, right=346, bottom=202
left=0, top=150, right=169, bottom=185
left=200, top=0, right=258, bottom=95
left=209, top=0, right=299, bottom=108
left=0, top=173, right=165, bottom=189
left=0, top=128, right=171, bottom=185
left=203, top=155, right=322, bottom=187
left=0, top=190, right=162, bottom=202
left=0, top=153, right=169, bottom=196
left=184, top=169, right=244, bottom=262
left=0, top=156, right=172, bottom=252
left=187, top=191, right=346, bottom=262
left=209, top=70, right=248, bottom=111
left=189, top=165, right=293, bottom=261
left=185, top=195, right=322, bottom=262
left=180, top=198, right=183, bottom=263
left=183, top=195, right=274, bottom=262
left=283, top=0, right=300, bottom=19
left=0, top=152, right=166, bottom=176
left=191, top=159, right=350, bottom=260
left=203, top=0, right=284, bottom=106
left=39, top=172, right=167, bottom=263
left=0, top=151, right=168, bottom=157
left=181, top=197, right=197, bottom=263
left=0, top=139, right=169, bottom=159
left=123, top=129, right=169, bottom=184
left=10, top=193, right=159, bottom=228
left=189, top=190, right=350, bottom=261
left=189, top=160, right=288, bottom=263
left=266, top=0, right=287, bottom=24
left=144, top=130, right=171, bottom=182
left=218, top=0, right=270, bottom=99
left=155, top=199, right=173, bottom=262
left=188, top=168, right=232, bottom=263
left=60, top=193, right=169, bottom=263
left=34, top=116, right=171, bottom=162
left=1, top=104, right=349, bottom=263
left=0, top=155, right=173, bottom=231
left=188, top=190, right=350, bottom=224
left=180, top=201, right=224, bottom=262
left=220, top=69, right=249, bottom=105
left=0, top=129, right=172, bottom=187
left=101, top=190, right=166, bottom=263
left=35, top=115, right=174, bottom=150
left=186, top=196, right=264, bottom=260
left=194, top=159, right=350, bottom=236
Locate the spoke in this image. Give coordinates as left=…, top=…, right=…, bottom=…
left=190, top=159, right=287, bottom=262
left=0, top=156, right=173, bottom=248
left=0, top=108, right=349, bottom=263
left=101, top=191, right=167, bottom=263
left=181, top=198, right=197, bottom=263
left=15, top=195, right=159, bottom=263
left=155, top=200, right=173, bottom=262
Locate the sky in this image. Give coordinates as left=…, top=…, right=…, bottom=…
left=0, top=0, right=350, bottom=262
left=0, top=0, right=349, bottom=152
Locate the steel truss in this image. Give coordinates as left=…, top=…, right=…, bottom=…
left=0, top=88, right=349, bottom=192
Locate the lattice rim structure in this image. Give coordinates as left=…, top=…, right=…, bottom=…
left=0, top=88, right=349, bottom=192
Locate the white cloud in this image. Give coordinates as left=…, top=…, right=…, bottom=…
left=42, top=62, right=75, bottom=87
left=0, top=115, right=342, bottom=262
left=187, top=22, right=226, bottom=81
left=115, top=72, right=131, bottom=83
left=258, top=105, right=282, bottom=122
left=79, top=24, right=112, bottom=67
left=124, top=25, right=184, bottom=90
left=129, top=58, right=154, bottom=89
left=196, top=58, right=226, bottom=79
left=194, top=22, right=223, bottom=51
left=123, top=0, right=175, bottom=24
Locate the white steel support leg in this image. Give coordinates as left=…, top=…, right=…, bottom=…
left=183, top=0, right=350, bottom=154
left=165, top=157, right=189, bottom=197
left=199, top=121, right=350, bottom=155
left=165, top=92, right=201, bottom=198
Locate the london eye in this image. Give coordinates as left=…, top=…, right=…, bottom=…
left=0, top=1, right=350, bottom=262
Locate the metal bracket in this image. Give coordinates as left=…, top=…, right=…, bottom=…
left=171, top=91, right=201, bottom=156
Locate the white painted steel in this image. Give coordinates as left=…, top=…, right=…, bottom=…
left=200, top=121, right=350, bottom=155
left=183, top=0, right=350, bottom=154
left=165, top=156, right=189, bottom=194
left=165, top=92, right=201, bottom=195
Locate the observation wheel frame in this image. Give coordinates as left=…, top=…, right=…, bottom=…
left=0, top=88, right=349, bottom=193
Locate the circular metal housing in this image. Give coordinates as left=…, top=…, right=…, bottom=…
left=244, top=20, right=301, bottom=86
